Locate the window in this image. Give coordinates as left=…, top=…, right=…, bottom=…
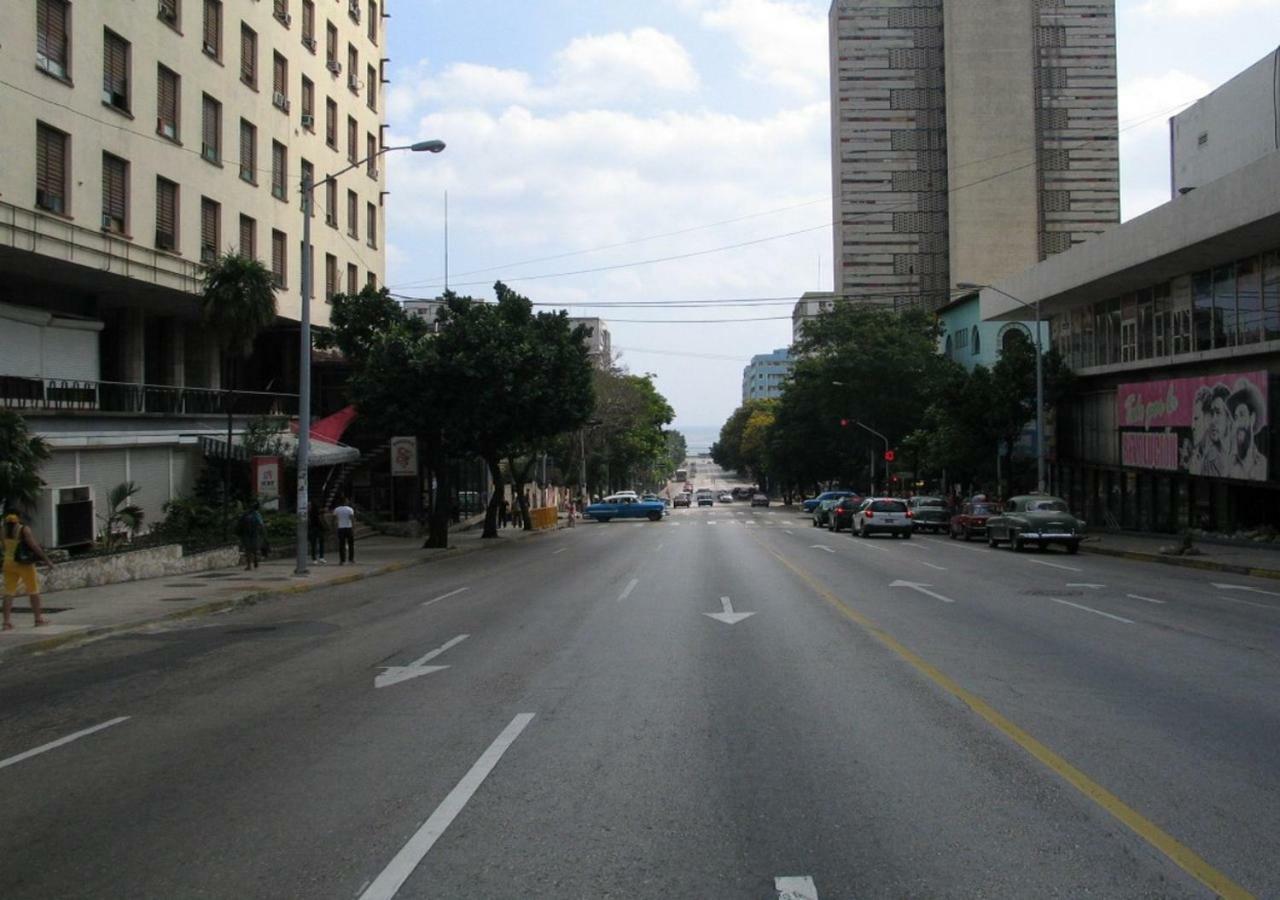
left=300, top=159, right=314, bottom=211
left=325, top=180, right=337, bottom=227
left=155, top=177, right=178, bottom=251
left=301, top=76, right=314, bottom=127
left=346, top=115, right=357, bottom=162
left=970, top=326, right=980, bottom=356
left=200, top=196, right=220, bottom=264
left=366, top=63, right=377, bottom=110
left=366, top=133, right=377, bottom=177
left=157, top=0, right=180, bottom=30
left=271, top=141, right=287, bottom=200
left=272, top=52, right=289, bottom=109
left=1152, top=283, right=1170, bottom=358
left=271, top=229, right=287, bottom=288
left=368, top=0, right=378, bottom=42
left=1212, top=264, right=1236, bottom=348
left=239, top=214, right=256, bottom=259
left=1192, top=270, right=1213, bottom=352
left=367, top=271, right=377, bottom=289
left=101, top=154, right=128, bottom=234
left=103, top=30, right=130, bottom=112
left=325, top=21, right=338, bottom=69
left=347, top=263, right=358, bottom=296
left=202, top=0, right=222, bottom=58
left=325, top=97, right=338, bottom=148
left=35, top=122, right=69, bottom=214
left=156, top=65, right=180, bottom=141
left=1264, top=251, right=1280, bottom=342
left=273, top=0, right=290, bottom=25
left=301, top=1, right=315, bottom=50
left=36, top=0, right=71, bottom=80
left=347, top=189, right=358, bottom=238
left=366, top=201, right=377, bottom=248
left=239, top=119, right=256, bottom=183
left=325, top=253, right=338, bottom=300
left=347, top=44, right=359, bottom=92
left=240, top=24, right=257, bottom=88
left=1170, top=275, right=1193, bottom=356
left=1237, top=257, right=1262, bottom=345
left=201, top=94, right=221, bottom=162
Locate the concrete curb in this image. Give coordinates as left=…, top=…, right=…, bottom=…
left=1081, top=544, right=1280, bottom=581
left=1, top=528, right=555, bottom=660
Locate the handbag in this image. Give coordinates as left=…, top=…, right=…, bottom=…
left=10, top=525, right=36, bottom=565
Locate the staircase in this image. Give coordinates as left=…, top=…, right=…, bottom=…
left=319, top=441, right=389, bottom=509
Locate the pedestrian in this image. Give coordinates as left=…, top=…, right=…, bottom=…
left=333, top=496, right=356, bottom=565
left=519, top=490, right=531, bottom=530
left=307, top=503, right=328, bottom=565
left=500, top=497, right=510, bottom=529
left=565, top=495, right=576, bottom=528
left=235, top=502, right=266, bottom=570
left=2, top=509, right=54, bottom=630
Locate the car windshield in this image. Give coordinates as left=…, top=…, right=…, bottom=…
left=870, top=500, right=907, bottom=512
left=914, top=498, right=945, bottom=508
left=971, top=504, right=994, bottom=515
left=1028, top=500, right=1068, bottom=512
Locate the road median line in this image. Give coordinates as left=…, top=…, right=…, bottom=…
left=750, top=533, right=1254, bottom=900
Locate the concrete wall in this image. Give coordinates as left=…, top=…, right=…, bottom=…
left=42, top=543, right=241, bottom=593
left=1171, top=48, right=1280, bottom=195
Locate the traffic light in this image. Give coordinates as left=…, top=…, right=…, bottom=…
left=840, top=418, right=849, bottom=427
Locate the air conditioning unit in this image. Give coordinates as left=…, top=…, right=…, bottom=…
left=348, top=75, right=362, bottom=91
left=203, top=40, right=218, bottom=56
left=157, top=118, right=176, bottom=140
left=273, top=91, right=289, bottom=110
left=327, top=60, right=342, bottom=75
left=302, top=36, right=317, bottom=52
left=155, top=230, right=175, bottom=251
left=348, top=0, right=361, bottom=24
left=201, top=246, right=216, bottom=264
left=301, top=113, right=315, bottom=129
left=35, top=189, right=63, bottom=214
left=280, top=12, right=292, bottom=26
left=201, top=142, right=218, bottom=162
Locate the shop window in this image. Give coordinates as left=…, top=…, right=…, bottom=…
left=1236, top=257, right=1262, bottom=344
left=1212, top=264, right=1236, bottom=348
left=1192, top=270, right=1213, bottom=352
left=1264, top=251, right=1280, bottom=341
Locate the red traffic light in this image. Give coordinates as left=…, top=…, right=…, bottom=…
left=840, top=418, right=849, bottom=427
left=884, top=450, right=895, bottom=462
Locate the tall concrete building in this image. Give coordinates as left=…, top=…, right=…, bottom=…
left=742, top=349, right=792, bottom=402
left=1, top=0, right=389, bottom=547
left=829, top=0, right=1120, bottom=311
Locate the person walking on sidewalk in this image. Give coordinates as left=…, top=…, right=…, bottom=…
left=236, top=502, right=266, bottom=570
left=307, top=503, right=328, bottom=565
left=333, top=497, right=356, bottom=565
left=3, top=509, right=54, bottom=630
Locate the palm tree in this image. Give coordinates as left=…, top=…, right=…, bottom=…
left=0, top=410, right=51, bottom=512
left=98, top=481, right=145, bottom=549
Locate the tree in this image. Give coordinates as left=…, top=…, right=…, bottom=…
left=98, top=481, right=144, bottom=550
left=586, top=368, right=674, bottom=496
left=0, top=410, right=51, bottom=512
left=712, top=399, right=776, bottom=486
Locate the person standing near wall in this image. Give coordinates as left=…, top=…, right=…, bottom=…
left=333, top=497, right=356, bottom=565
left=308, top=503, right=328, bottom=565
left=2, top=509, right=54, bottom=630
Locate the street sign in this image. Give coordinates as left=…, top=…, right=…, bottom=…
left=884, top=450, right=895, bottom=462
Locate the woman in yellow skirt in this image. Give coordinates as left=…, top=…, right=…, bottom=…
left=3, top=510, right=54, bottom=630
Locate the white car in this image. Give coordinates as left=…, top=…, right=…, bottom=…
left=852, top=497, right=912, bottom=539
left=717, top=492, right=733, bottom=503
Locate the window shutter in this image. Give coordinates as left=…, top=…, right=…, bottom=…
left=158, top=68, right=177, bottom=125
left=203, top=0, right=220, bottom=51
left=104, top=33, right=128, bottom=97
left=241, top=28, right=256, bottom=83
left=38, top=0, right=68, bottom=68
left=272, top=231, right=286, bottom=285
left=103, top=155, right=127, bottom=223
left=202, top=97, right=218, bottom=150
left=272, top=142, right=286, bottom=194
left=36, top=125, right=66, bottom=202
left=240, top=120, right=254, bottom=175
left=273, top=54, right=286, bottom=95
left=239, top=216, right=254, bottom=258
left=201, top=199, right=218, bottom=251
left=156, top=179, right=177, bottom=243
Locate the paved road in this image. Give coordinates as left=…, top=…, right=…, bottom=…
left=1, top=496, right=1276, bottom=898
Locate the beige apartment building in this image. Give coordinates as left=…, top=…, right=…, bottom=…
left=0, top=0, right=390, bottom=547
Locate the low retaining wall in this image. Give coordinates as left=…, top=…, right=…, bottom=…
left=43, top=544, right=242, bottom=593
left=530, top=506, right=558, bottom=530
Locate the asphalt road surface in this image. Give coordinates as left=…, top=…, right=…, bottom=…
left=2, top=484, right=1277, bottom=897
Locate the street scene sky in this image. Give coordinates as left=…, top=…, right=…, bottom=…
left=383, top=0, right=1280, bottom=434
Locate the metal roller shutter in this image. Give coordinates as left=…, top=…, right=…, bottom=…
left=130, top=448, right=172, bottom=532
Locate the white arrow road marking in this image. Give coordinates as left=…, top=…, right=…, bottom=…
left=889, top=579, right=955, bottom=603
left=916, top=560, right=948, bottom=571
left=1048, top=597, right=1133, bottom=624
left=1066, top=583, right=1106, bottom=589
left=0, top=717, right=130, bottom=771
left=552, top=547, right=567, bottom=555
left=784, top=530, right=793, bottom=535
left=655, top=542, right=665, bottom=551
left=1212, top=583, right=1280, bottom=597
left=617, top=578, right=639, bottom=602
left=421, top=586, right=468, bottom=608
left=810, top=544, right=835, bottom=553
left=358, top=713, right=534, bottom=900
left=375, top=635, right=468, bottom=688
left=1028, top=559, right=1083, bottom=572
left=705, top=595, right=756, bottom=625
left=708, top=521, right=718, bottom=526
left=1127, top=593, right=1166, bottom=604
left=1216, top=595, right=1280, bottom=611
left=775, top=875, right=819, bottom=900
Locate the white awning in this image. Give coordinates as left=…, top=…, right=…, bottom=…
left=198, top=433, right=360, bottom=468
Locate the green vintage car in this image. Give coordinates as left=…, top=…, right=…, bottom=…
left=986, top=495, right=1085, bottom=554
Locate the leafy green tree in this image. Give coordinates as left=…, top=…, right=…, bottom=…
left=98, top=481, right=144, bottom=549
left=587, top=369, right=673, bottom=495
left=664, top=430, right=688, bottom=475
left=712, top=399, right=776, bottom=486
left=0, top=410, right=51, bottom=512
left=200, top=253, right=278, bottom=388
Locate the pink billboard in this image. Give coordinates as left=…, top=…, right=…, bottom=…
left=1116, top=371, right=1269, bottom=481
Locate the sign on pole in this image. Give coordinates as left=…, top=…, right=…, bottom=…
left=252, top=456, right=282, bottom=511
left=390, top=436, right=418, bottom=477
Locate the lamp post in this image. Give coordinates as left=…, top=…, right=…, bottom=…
left=830, top=382, right=890, bottom=494
left=295, top=139, right=445, bottom=576
left=956, top=282, right=1045, bottom=494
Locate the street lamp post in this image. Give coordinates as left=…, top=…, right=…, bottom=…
left=830, top=382, right=890, bottom=495
left=956, top=282, right=1045, bottom=494
left=295, top=139, right=445, bottom=576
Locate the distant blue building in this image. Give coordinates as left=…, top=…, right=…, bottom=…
left=742, top=348, right=792, bottom=402
left=936, top=292, right=1048, bottom=372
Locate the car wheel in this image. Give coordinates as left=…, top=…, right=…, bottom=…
left=987, top=530, right=998, bottom=547
left=902, top=530, right=912, bottom=539
left=858, top=523, right=868, bottom=538
left=648, top=511, right=661, bottom=521
left=962, top=527, right=972, bottom=542
left=1066, top=541, right=1080, bottom=555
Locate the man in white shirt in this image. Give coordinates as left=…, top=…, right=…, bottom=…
left=333, top=498, right=356, bottom=565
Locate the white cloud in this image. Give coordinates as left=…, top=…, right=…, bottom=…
left=1137, top=0, right=1280, bottom=15
left=555, top=28, right=700, bottom=98
left=696, top=0, right=828, bottom=97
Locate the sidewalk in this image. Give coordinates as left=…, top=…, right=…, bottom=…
left=0, top=518, right=556, bottom=660
left=1082, top=531, right=1280, bottom=580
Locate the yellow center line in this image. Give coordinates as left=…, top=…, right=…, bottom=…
left=751, top=533, right=1254, bottom=900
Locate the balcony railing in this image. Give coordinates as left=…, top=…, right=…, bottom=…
left=1, top=376, right=298, bottom=416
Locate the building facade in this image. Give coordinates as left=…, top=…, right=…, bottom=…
left=829, top=0, right=1120, bottom=311
left=568, top=317, right=612, bottom=368
left=935, top=293, right=1048, bottom=373
left=742, top=349, right=792, bottom=402
left=791, top=291, right=837, bottom=344
left=1, top=0, right=389, bottom=546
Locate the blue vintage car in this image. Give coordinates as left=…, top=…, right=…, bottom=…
left=585, top=494, right=666, bottom=522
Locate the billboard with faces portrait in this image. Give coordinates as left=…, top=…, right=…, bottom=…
left=1116, top=371, right=1269, bottom=482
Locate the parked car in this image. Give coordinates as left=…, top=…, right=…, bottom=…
left=750, top=493, right=770, bottom=507
left=695, top=489, right=715, bottom=507
left=718, top=492, right=734, bottom=503
left=802, top=490, right=857, bottom=514
left=811, top=498, right=838, bottom=528
left=584, top=494, right=666, bottom=522
left=985, top=495, right=1085, bottom=553
left=852, top=497, right=912, bottom=538
left=673, top=493, right=691, bottom=508
left=829, top=495, right=865, bottom=532
left=908, top=496, right=949, bottom=533
left=732, top=486, right=756, bottom=501
left=949, top=499, right=999, bottom=541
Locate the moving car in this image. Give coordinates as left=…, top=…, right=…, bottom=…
left=750, top=493, right=770, bottom=507
left=732, top=486, right=756, bottom=501
left=584, top=494, right=666, bottom=522
left=802, top=490, right=857, bottom=514
left=829, top=496, right=864, bottom=532
left=718, top=492, right=734, bottom=503
left=985, top=495, right=1084, bottom=553
left=949, top=499, right=999, bottom=541
left=908, top=496, right=949, bottom=533
left=672, top=493, right=691, bottom=508
left=811, top=498, right=838, bottom=528
left=852, top=497, right=912, bottom=539
left=695, top=489, right=715, bottom=507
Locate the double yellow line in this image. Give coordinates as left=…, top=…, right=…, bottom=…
left=754, top=535, right=1254, bottom=899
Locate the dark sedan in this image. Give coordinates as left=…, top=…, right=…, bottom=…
left=829, top=496, right=864, bottom=532
left=986, top=495, right=1085, bottom=553
left=949, top=500, right=999, bottom=541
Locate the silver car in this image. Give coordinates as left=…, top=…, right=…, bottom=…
left=852, top=497, right=912, bottom=539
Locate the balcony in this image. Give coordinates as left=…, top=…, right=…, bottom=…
left=1, top=376, right=298, bottom=417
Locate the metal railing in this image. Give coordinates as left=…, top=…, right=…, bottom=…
left=1, top=375, right=298, bottom=416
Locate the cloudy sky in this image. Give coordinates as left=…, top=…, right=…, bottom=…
left=383, top=1, right=1280, bottom=437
